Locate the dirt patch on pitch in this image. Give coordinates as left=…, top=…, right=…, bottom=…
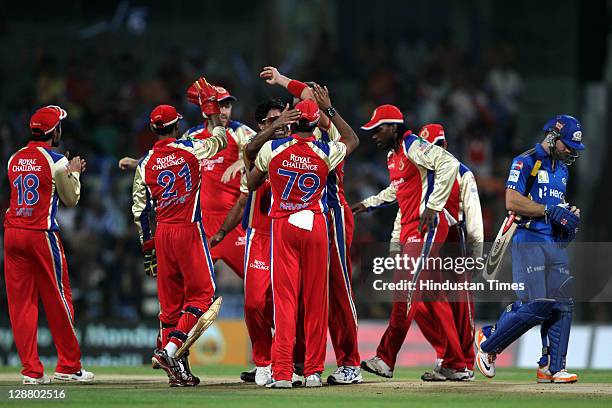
left=364, top=379, right=612, bottom=396
left=0, top=373, right=611, bottom=396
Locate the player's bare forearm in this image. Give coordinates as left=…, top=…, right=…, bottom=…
left=247, top=167, right=267, bottom=191
left=506, top=188, right=546, bottom=217
left=246, top=127, right=277, bottom=162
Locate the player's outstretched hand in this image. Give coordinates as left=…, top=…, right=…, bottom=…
left=194, top=77, right=221, bottom=116
left=209, top=230, right=227, bottom=247
left=119, top=157, right=139, bottom=171
left=260, top=66, right=283, bottom=85
left=351, top=202, right=367, bottom=214
left=312, top=83, right=332, bottom=110
left=272, top=104, right=301, bottom=129
left=67, top=156, right=86, bottom=174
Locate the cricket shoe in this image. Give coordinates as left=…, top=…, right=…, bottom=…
left=305, top=373, right=323, bottom=387
left=438, top=366, right=471, bottom=381
left=464, top=369, right=476, bottom=381
left=475, top=328, right=496, bottom=378
left=537, top=367, right=578, bottom=384
left=327, top=366, right=363, bottom=385
left=421, top=358, right=445, bottom=381
left=152, top=349, right=183, bottom=385
left=255, top=365, right=272, bottom=386
left=265, top=379, right=292, bottom=389
left=176, top=352, right=200, bottom=386
left=361, top=356, right=393, bottom=378
left=22, top=374, right=51, bottom=385
left=54, top=369, right=95, bottom=383
left=240, top=366, right=256, bottom=383
left=292, top=363, right=305, bottom=386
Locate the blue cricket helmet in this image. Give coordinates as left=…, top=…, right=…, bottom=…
left=542, top=114, right=585, bottom=151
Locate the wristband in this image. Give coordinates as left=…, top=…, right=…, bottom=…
left=287, top=80, right=308, bottom=98
left=142, top=239, right=155, bottom=253
left=324, top=106, right=337, bottom=118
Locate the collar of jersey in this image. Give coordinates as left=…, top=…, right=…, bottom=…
left=154, top=138, right=176, bottom=148
left=290, top=133, right=316, bottom=142
left=535, top=143, right=549, bottom=159
left=27, top=141, right=52, bottom=149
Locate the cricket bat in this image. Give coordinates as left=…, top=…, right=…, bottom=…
left=482, top=160, right=542, bottom=280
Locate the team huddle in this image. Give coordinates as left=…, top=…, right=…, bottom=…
left=4, top=66, right=584, bottom=387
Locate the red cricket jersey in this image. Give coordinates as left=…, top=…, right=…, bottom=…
left=315, top=125, right=347, bottom=208
left=5, top=141, right=68, bottom=231
left=185, top=120, right=255, bottom=215
left=132, top=132, right=227, bottom=244
left=254, top=134, right=346, bottom=219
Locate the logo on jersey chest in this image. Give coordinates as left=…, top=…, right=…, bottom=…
left=152, top=153, right=185, bottom=170
left=537, top=170, right=549, bottom=184
left=12, top=158, right=42, bottom=172
left=538, top=186, right=564, bottom=200
left=282, top=154, right=318, bottom=171
left=201, top=156, right=224, bottom=171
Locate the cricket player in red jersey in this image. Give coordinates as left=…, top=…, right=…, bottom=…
left=206, top=99, right=301, bottom=385
left=248, top=85, right=359, bottom=388
left=260, top=67, right=362, bottom=385
left=4, top=105, right=94, bottom=385
left=353, top=106, right=468, bottom=380
left=183, top=85, right=256, bottom=278
left=412, top=124, right=484, bottom=381
left=132, top=78, right=226, bottom=386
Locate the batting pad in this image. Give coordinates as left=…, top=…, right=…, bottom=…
left=175, top=296, right=223, bottom=359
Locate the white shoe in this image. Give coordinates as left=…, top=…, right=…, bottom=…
left=22, top=374, right=51, bottom=385
left=327, top=366, right=363, bottom=385
left=305, top=373, right=322, bottom=387
left=54, top=369, right=95, bottom=383
left=265, top=379, right=292, bottom=388
left=292, top=372, right=305, bottom=386
left=360, top=356, right=393, bottom=378
left=255, top=365, right=272, bottom=386
left=537, top=367, right=578, bottom=384
left=438, top=366, right=471, bottom=381
left=475, top=329, right=496, bottom=378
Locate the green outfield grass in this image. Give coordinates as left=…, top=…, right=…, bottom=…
left=0, top=365, right=611, bottom=407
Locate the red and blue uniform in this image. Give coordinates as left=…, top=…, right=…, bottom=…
left=132, top=132, right=226, bottom=349
left=254, top=134, right=346, bottom=381
left=4, top=141, right=83, bottom=378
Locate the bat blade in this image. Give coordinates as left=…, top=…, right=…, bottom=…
left=483, top=213, right=517, bottom=280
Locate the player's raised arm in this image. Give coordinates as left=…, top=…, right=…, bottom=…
left=189, top=77, right=228, bottom=159
left=311, top=83, right=359, bottom=155
left=259, top=66, right=331, bottom=129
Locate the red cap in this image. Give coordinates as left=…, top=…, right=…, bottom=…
left=295, top=99, right=320, bottom=126
left=214, top=86, right=237, bottom=102
left=361, top=104, right=403, bottom=130
left=419, top=124, right=446, bottom=146
left=150, top=105, right=183, bottom=129
left=30, top=105, right=67, bottom=134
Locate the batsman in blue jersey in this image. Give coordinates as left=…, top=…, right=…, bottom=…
left=476, top=115, right=584, bottom=383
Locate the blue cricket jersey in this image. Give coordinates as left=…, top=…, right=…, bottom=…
left=506, top=143, right=569, bottom=236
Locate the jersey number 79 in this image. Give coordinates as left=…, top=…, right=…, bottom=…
left=277, top=168, right=320, bottom=202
